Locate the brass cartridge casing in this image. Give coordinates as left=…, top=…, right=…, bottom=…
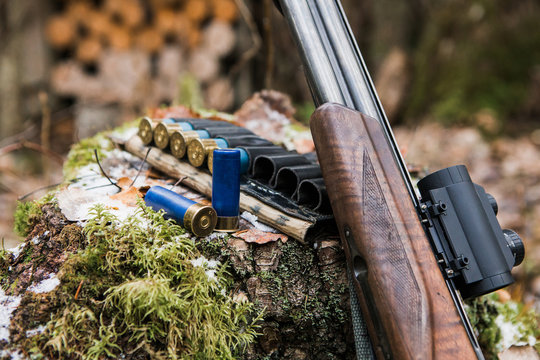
left=154, top=123, right=184, bottom=149
left=208, top=151, right=214, bottom=173
left=170, top=131, right=203, bottom=158
left=138, top=117, right=159, bottom=145
left=215, top=216, right=240, bottom=232
left=187, top=138, right=218, bottom=167
left=183, top=203, right=218, bottom=237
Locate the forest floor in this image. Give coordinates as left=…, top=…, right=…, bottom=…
left=2, top=120, right=540, bottom=308
left=1, top=112, right=539, bottom=358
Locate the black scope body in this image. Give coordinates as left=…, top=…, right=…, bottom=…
left=417, top=165, right=524, bottom=299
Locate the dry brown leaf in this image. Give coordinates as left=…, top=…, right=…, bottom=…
left=233, top=229, right=288, bottom=244
left=109, top=186, right=142, bottom=206
left=115, top=177, right=133, bottom=189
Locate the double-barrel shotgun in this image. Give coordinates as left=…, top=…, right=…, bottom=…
left=276, top=1, right=525, bottom=359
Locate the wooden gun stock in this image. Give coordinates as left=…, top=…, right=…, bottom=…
left=311, top=103, right=478, bottom=359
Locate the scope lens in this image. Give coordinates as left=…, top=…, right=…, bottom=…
left=503, top=229, right=525, bottom=266
left=486, top=193, right=498, bottom=215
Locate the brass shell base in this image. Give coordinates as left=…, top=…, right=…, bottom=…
left=138, top=117, right=155, bottom=145
left=153, top=123, right=170, bottom=149
left=215, top=216, right=239, bottom=232
left=184, top=203, right=218, bottom=237
left=188, top=138, right=218, bottom=167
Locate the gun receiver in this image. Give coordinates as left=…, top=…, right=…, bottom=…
left=277, top=0, right=524, bottom=358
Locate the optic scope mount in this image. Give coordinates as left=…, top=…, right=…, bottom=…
left=417, top=165, right=524, bottom=299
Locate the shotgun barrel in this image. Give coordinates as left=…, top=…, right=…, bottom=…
left=277, top=0, right=486, bottom=358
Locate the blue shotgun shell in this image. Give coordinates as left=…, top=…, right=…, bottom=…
left=162, top=119, right=194, bottom=131
left=145, top=186, right=217, bottom=237
left=212, top=149, right=241, bottom=231
left=208, top=147, right=249, bottom=174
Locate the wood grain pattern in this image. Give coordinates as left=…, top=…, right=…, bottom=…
left=310, top=103, right=478, bottom=359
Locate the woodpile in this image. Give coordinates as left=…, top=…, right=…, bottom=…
left=46, top=0, right=239, bottom=136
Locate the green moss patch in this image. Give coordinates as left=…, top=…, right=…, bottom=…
left=2, top=203, right=262, bottom=359
left=466, top=293, right=540, bottom=359
left=63, top=134, right=113, bottom=180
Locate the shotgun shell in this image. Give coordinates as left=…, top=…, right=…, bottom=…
left=170, top=130, right=211, bottom=158
left=208, top=148, right=249, bottom=174
left=187, top=138, right=228, bottom=167
left=144, top=186, right=217, bottom=237
left=154, top=122, right=194, bottom=149
left=138, top=117, right=160, bottom=145
left=212, top=149, right=241, bottom=231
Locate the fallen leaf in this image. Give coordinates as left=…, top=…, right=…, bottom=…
left=115, top=177, right=133, bottom=189
left=109, top=186, right=143, bottom=206
left=233, top=229, right=288, bottom=244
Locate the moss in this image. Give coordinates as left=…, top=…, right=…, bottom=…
left=22, top=203, right=262, bottom=359
left=14, top=200, right=44, bottom=238
left=466, top=293, right=540, bottom=359
left=63, top=134, right=113, bottom=180
left=256, top=241, right=348, bottom=333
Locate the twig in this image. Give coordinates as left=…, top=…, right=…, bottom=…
left=18, top=182, right=63, bottom=201
left=169, top=176, right=188, bottom=190
left=94, top=149, right=122, bottom=191
left=130, top=147, right=151, bottom=187
left=74, top=279, right=84, bottom=300
left=0, top=141, right=64, bottom=164
left=17, top=174, right=104, bottom=200
left=0, top=104, right=76, bottom=149
left=85, top=183, right=119, bottom=191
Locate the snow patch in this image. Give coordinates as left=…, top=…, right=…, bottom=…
left=0, top=349, right=25, bottom=360
left=27, top=273, right=60, bottom=294
left=58, top=187, right=142, bottom=223
left=190, top=257, right=220, bottom=282
left=205, top=232, right=227, bottom=241
left=0, top=288, right=22, bottom=343
left=190, top=256, right=216, bottom=268
left=7, top=243, right=25, bottom=261
left=241, top=211, right=277, bottom=233
left=205, top=270, right=217, bottom=281
left=26, top=324, right=47, bottom=337
left=494, top=313, right=536, bottom=351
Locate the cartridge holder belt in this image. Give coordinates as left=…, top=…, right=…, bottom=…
left=137, top=117, right=333, bottom=215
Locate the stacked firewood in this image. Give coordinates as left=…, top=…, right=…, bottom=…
left=46, top=0, right=238, bottom=112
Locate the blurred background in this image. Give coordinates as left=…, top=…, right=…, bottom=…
left=1, top=0, right=540, bottom=307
